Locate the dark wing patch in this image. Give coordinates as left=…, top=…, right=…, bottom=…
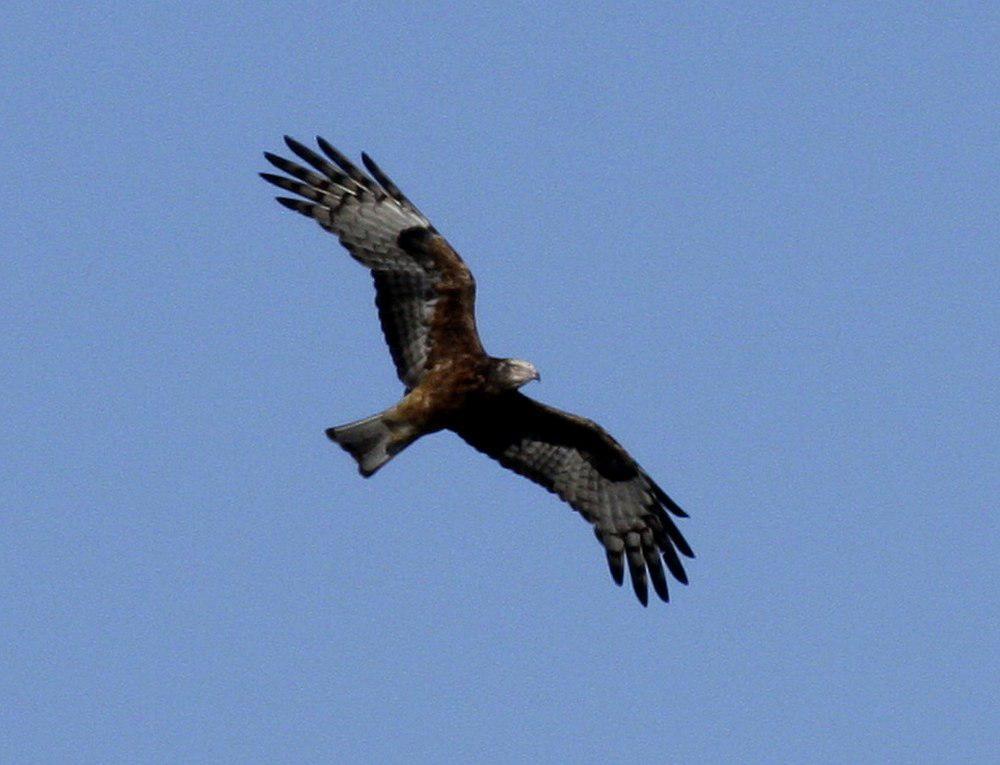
left=261, top=136, right=484, bottom=388
left=452, top=393, right=692, bottom=606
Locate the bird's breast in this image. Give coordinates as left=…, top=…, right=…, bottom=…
left=389, top=361, right=488, bottom=432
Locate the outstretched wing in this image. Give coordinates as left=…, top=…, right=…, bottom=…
left=261, top=136, right=485, bottom=389
left=453, top=393, right=693, bottom=606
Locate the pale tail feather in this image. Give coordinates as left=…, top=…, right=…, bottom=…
left=325, top=412, right=410, bottom=477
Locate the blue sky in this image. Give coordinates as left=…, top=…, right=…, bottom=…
left=3, top=3, right=997, bottom=762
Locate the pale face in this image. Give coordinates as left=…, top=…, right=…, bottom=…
left=499, top=358, right=541, bottom=389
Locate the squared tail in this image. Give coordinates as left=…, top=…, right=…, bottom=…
left=326, top=413, right=405, bottom=477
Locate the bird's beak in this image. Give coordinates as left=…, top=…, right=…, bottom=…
left=533, top=370, right=541, bottom=383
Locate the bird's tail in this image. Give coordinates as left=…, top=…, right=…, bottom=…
left=325, top=412, right=412, bottom=477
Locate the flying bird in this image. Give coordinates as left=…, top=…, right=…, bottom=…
left=260, top=136, right=693, bottom=605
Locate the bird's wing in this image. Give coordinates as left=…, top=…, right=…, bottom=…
left=452, top=392, right=693, bottom=606
left=261, top=136, right=485, bottom=389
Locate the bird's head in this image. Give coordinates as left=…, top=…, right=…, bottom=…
left=492, top=358, right=541, bottom=390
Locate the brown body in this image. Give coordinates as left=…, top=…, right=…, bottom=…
left=386, top=358, right=489, bottom=443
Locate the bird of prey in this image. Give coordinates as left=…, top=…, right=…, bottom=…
left=260, top=136, right=693, bottom=606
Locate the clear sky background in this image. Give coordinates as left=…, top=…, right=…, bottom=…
left=3, top=3, right=997, bottom=763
